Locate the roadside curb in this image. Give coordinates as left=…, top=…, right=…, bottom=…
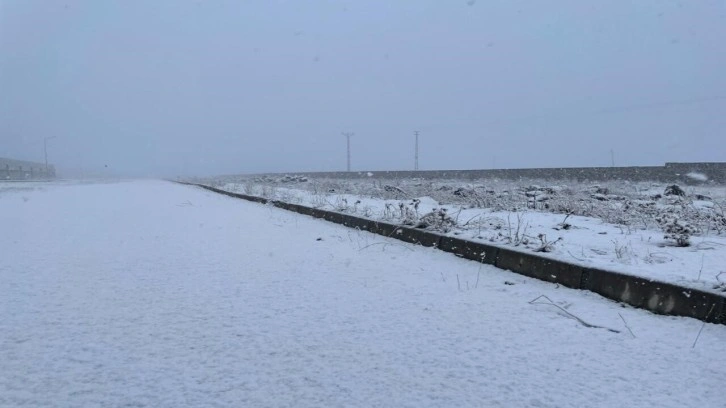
left=180, top=181, right=726, bottom=325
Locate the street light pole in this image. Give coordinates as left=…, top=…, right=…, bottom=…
left=342, top=132, right=354, bottom=172
left=44, top=136, right=56, bottom=174
left=414, top=130, right=419, bottom=171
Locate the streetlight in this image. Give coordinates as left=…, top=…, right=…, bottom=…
left=342, top=132, right=354, bottom=172
left=44, top=136, right=56, bottom=175
left=414, top=130, right=419, bottom=171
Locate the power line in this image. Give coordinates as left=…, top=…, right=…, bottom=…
left=488, top=94, right=726, bottom=126
left=420, top=93, right=726, bottom=129
left=593, top=94, right=726, bottom=115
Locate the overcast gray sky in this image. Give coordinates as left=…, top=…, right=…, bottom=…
left=1, top=0, right=725, bottom=177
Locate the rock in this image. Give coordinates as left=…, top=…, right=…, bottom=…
left=664, top=184, right=686, bottom=197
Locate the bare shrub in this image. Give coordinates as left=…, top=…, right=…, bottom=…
left=655, top=212, right=696, bottom=247
left=416, top=208, right=457, bottom=233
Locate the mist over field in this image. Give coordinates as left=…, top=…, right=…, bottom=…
left=2, top=0, right=725, bottom=177
left=3, top=4, right=726, bottom=405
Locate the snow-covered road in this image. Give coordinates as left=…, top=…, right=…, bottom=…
left=1, top=180, right=724, bottom=407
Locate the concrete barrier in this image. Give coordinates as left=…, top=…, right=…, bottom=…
left=582, top=268, right=725, bottom=322
left=179, top=181, right=726, bottom=325
left=230, top=161, right=726, bottom=184
left=437, top=236, right=499, bottom=265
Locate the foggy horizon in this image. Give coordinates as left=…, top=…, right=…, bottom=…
left=2, top=0, right=725, bottom=178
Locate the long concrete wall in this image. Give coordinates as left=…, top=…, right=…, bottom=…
left=0, top=157, right=56, bottom=180
left=251, top=162, right=726, bottom=184
left=179, top=181, right=726, bottom=326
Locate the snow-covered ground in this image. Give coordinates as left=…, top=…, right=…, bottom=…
left=202, top=177, right=726, bottom=294
left=1, top=180, right=725, bottom=407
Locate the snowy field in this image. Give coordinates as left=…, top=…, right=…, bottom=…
left=1, top=180, right=725, bottom=407
left=197, top=175, right=726, bottom=294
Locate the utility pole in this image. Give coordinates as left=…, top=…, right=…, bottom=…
left=342, top=132, right=354, bottom=172
left=414, top=131, right=420, bottom=171
left=44, top=136, right=57, bottom=174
